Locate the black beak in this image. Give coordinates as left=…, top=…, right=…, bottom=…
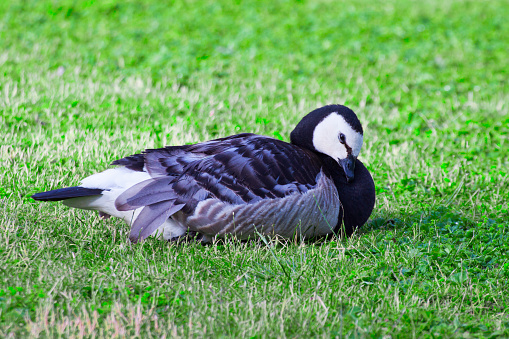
left=339, top=155, right=356, bottom=183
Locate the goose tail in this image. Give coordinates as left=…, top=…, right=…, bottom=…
left=31, top=187, right=104, bottom=202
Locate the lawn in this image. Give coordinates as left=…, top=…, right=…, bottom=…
left=1, top=0, right=508, bottom=337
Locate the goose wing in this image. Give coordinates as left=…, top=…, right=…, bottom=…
left=112, top=133, right=324, bottom=241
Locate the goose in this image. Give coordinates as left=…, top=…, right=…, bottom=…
left=32, top=105, right=376, bottom=243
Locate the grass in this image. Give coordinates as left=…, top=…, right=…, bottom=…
left=0, top=0, right=508, bottom=337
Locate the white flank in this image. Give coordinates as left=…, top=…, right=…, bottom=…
left=159, top=218, right=188, bottom=240
left=63, top=167, right=152, bottom=227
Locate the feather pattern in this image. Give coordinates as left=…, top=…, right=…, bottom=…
left=110, top=133, right=331, bottom=241
left=172, top=171, right=340, bottom=239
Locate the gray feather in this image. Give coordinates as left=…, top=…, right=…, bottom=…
left=129, top=200, right=185, bottom=243
left=177, top=170, right=340, bottom=241
left=116, top=177, right=174, bottom=211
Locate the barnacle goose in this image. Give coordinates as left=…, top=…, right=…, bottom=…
left=32, top=105, right=375, bottom=243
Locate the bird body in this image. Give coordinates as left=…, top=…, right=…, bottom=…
left=32, top=105, right=376, bottom=243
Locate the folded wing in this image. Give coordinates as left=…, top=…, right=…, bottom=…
left=112, top=133, right=324, bottom=242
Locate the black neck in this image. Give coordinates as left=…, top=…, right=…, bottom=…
left=319, top=155, right=376, bottom=236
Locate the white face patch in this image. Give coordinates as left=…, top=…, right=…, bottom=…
left=312, top=113, right=363, bottom=161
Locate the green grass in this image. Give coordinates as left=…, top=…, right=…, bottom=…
left=1, top=0, right=508, bottom=337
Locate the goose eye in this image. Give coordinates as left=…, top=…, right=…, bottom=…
left=338, top=133, right=346, bottom=144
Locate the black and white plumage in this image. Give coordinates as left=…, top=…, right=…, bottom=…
left=32, top=105, right=376, bottom=243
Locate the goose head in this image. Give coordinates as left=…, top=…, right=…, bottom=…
left=290, top=105, right=364, bottom=182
